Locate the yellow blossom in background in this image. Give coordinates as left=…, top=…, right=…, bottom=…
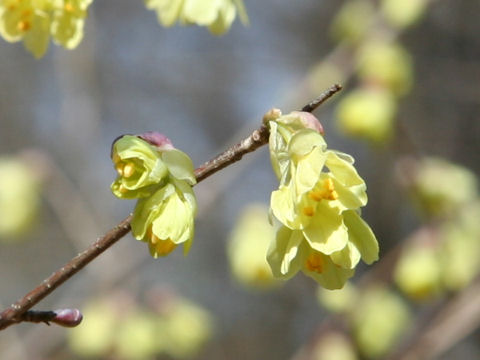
left=0, top=0, right=92, bottom=58
left=356, top=41, right=413, bottom=96
left=407, top=157, right=478, bottom=218
left=145, top=0, right=248, bottom=35
left=0, top=0, right=51, bottom=57
left=394, top=235, right=443, bottom=301
left=68, top=298, right=119, bottom=358
left=160, top=298, right=214, bottom=359
left=317, top=282, right=357, bottom=313
left=336, top=87, right=397, bottom=144
left=114, top=310, right=158, bottom=360
left=0, top=157, right=41, bottom=239
left=51, top=0, right=92, bottom=49
left=311, top=332, right=358, bottom=360
left=330, top=0, right=375, bottom=45
left=352, top=286, right=411, bottom=359
left=227, top=204, right=281, bottom=290
left=381, top=0, right=429, bottom=29
left=439, top=202, right=480, bottom=291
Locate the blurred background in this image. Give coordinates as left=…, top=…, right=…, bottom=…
left=0, top=0, right=479, bottom=359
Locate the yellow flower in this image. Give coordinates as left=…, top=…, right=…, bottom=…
left=227, top=204, right=280, bottom=290
left=0, top=156, right=41, bottom=238
left=145, top=0, right=248, bottom=35
left=336, top=87, right=397, bottom=143
left=51, top=0, right=92, bottom=49
left=0, top=0, right=51, bottom=58
left=131, top=179, right=197, bottom=257
left=0, top=0, right=92, bottom=57
left=266, top=112, right=378, bottom=289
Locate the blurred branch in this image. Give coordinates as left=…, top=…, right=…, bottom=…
left=0, top=85, right=342, bottom=331
left=388, top=274, right=480, bottom=360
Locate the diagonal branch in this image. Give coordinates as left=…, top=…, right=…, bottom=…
left=0, top=84, right=342, bottom=331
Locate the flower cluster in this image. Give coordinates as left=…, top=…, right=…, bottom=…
left=0, top=0, right=92, bottom=58
left=145, top=0, right=248, bottom=35
left=265, top=110, right=378, bottom=289
left=111, top=132, right=197, bottom=258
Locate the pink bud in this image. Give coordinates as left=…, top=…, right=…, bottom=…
left=51, top=308, right=83, bottom=327
left=138, top=132, right=174, bottom=151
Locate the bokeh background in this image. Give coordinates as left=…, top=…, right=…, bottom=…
left=0, top=0, right=479, bottom=359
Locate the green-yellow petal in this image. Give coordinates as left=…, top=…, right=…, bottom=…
left=330, top=242, right=361, bottom=269
left=268, top=121, right=290, bottom=180
left=161, top=149, right=196, bottom=185
left=267, top=226, right=304, bottom=279
left=270, top=184, right=298, bottom=228
left=145, top=0, right=184, bottom=27
left=294, top=146, right=327, bottom=195
left=288, top=129, right=326, bottom=159
left=303, top=203, right=348, bottom=255
left=22, top=11, right=50, bottom=59
left=303, top=250, right=355, bottom=290
left=151, top=189, right=194, bottom=245
left=343, top=210, right=379, bottom=264
left=183, top=0, right=220, bottom=25
left=131, top=183, right=176, bottom=239
left=207, top=0, right=236, bottom=35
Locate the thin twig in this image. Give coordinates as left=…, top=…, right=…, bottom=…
left=0, top=87, right=341, bottom=330
left=301, top=84, right=342, bottom=113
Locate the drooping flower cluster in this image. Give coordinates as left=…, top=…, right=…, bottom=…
left=264, top=110, right=378, bottom=289
left=111, top=132, right=197, bottom=258
left=0, top=0, right=92, bottom=58
left=145, top=0, right=248, bottom=35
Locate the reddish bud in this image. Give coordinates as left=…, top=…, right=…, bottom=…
left=51, top=308, right=83, bottom=327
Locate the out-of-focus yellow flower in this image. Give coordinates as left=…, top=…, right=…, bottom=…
left=439, top=202, right=480, bottom=291
left=394, top=234, right=443, bottom=301
left=0, top=157, right=41, bottom=239
left=160, top=299, right=213, bottom=359
left=311, top=332, right=358, bottom=360
left=357, top=41, right=413, bottom=96
left=381, top=0, right=429, bottom=29
left=50, top=0, right=92, bottom=49
left=114, top=310, right=158, bottom=360
left=352, top=286, right=411, bottom=359
left=317, top=282, right=357, bottom=313
left=145, top=0, right=248, bottom=35
left=330, top=0, right=375, bottom=44
left=0, top=0, right=92, bottom=58
left=336, top=87, right=397, bottom=144
left=406, top=157, right=478, bottom=218
left=68, top=298, right=119, bottom=358
left=0, top=0, right=52, bottom=58
left=228, top=204, right=281, bottom=290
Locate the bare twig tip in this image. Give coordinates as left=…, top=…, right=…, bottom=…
left=301, top=83, right=343, bottom=113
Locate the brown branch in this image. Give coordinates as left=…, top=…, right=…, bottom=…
left=0, top=215, right=132, bottom=330
left=301, top=84, right=342, bottom=113
left=0, top=86, right=341, bottom=331
left=387, top=274, right=480, bottom=360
